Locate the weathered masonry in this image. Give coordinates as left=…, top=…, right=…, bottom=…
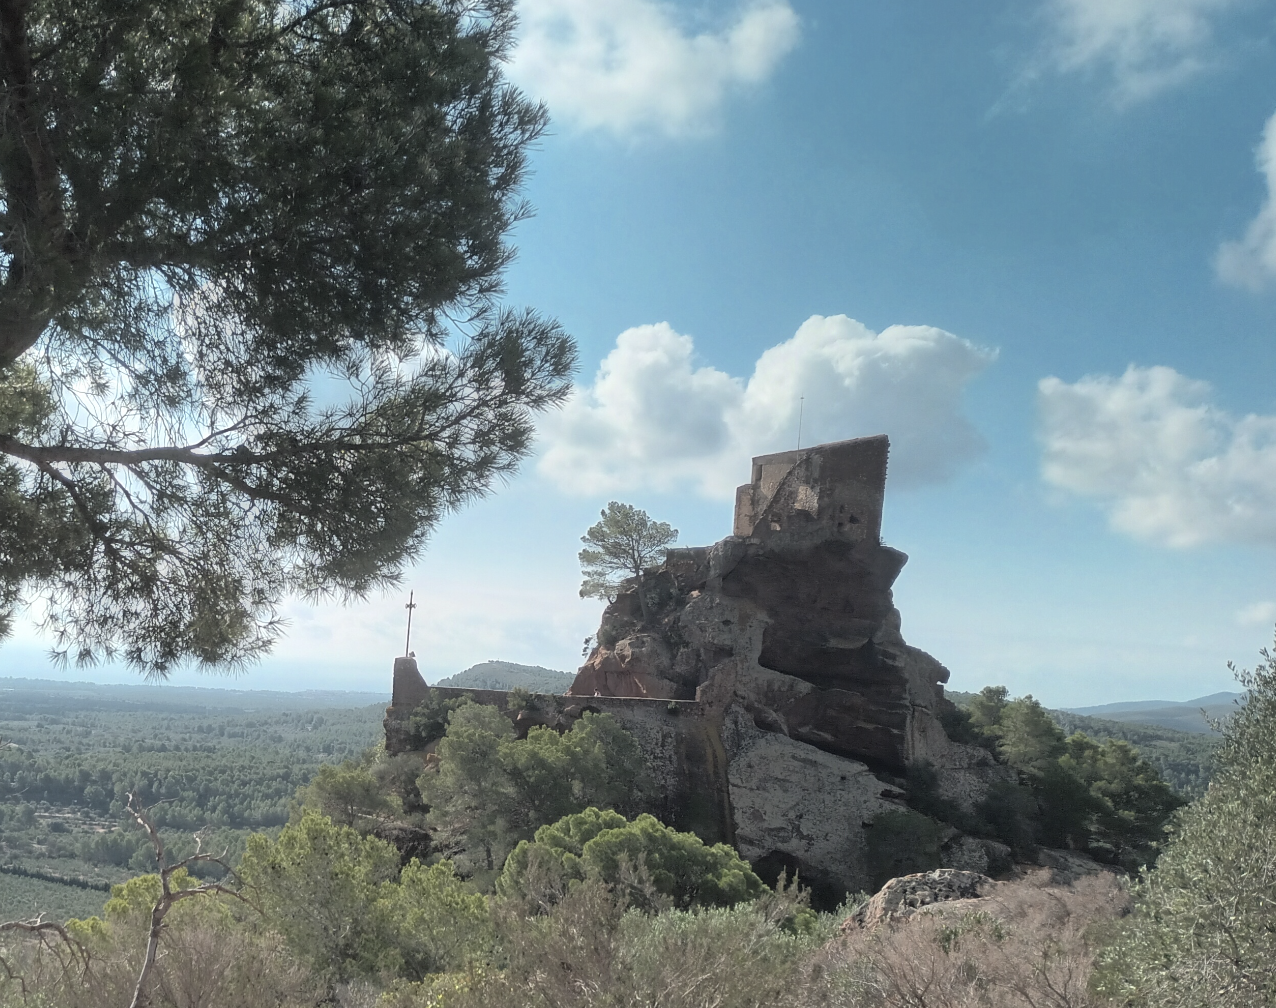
left=386, top=436, right=1006, bottom=900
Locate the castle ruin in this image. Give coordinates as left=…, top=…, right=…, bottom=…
left=386, top=436, right=1004, bottom=900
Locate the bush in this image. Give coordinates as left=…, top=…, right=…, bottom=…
left=298, top=760, right=400, bottom=829
left=498, top=807, right=766, bottom=910
left=0, top=875, right=318, bottom=1008
left=833, top=871, right=1126, bottom=1008
left=238, top=809, right=494, bottom=990
left=1061, top=733, right=1183, bottom=869
left=400, top=874, right=821, bottom=1008
left=950, top=688, right=1181, bottom=863
left=379, top=860, right=493, bottom=981
left=418, top=707, right=650, bottom=880
left=405, top=690, right=475, bottom=750
left=239, top=810, right=402, bottom=981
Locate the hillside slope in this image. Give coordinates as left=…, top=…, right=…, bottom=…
left=1062, top=692, right=1241, bottom=734
left=432, top=661, right=574, bottom=694
left=946, top=690, right=1218, bottom=797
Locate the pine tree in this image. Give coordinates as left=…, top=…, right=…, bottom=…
left=578, top=502, right=677, bottom=621
left=0, top=0, right=574, bottom=675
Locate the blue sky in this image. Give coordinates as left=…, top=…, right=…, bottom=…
left=6, top=0, right=1276, bottom=706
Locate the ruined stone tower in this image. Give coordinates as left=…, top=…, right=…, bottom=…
left=386, top=436, right=1003, bottom=900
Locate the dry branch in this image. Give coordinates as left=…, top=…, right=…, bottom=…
left=123, top=792, right=250, bottom=1008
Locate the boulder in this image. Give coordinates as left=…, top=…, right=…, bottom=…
left=848, top=868, right=994, bottom=930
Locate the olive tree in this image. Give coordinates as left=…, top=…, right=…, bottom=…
left=1096, top=637, right=1276, bottom=1007
left=0, top=0, right=574, bottom=675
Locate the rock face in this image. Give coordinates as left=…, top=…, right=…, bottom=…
left=387, top=436, right=1008, bottom=904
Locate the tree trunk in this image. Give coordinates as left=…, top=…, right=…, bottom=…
left=129, top=901, right=168, bottom=1008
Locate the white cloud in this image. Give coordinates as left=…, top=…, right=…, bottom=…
left=1216, top=110, right=1276, bottom=290
left=1046, top=0, right=1242, bottom=103
left=537, top=315, right=996, bottom=499
left=1039, top=365, right=1276, bottom=547
left=1236, top=600, right=1276, bottom=626
left=509, top=0, right=800, bottom=137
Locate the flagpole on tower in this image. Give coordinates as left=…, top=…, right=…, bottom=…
left=404, top=590, right=417, bottom=657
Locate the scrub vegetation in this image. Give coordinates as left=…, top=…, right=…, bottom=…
left=2, top=638, right=1274, bottom=1007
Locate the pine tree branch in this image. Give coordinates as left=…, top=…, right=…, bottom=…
left=0, top=0, right=72, bottom=365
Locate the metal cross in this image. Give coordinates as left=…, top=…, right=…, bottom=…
left=403, top=590, right=417, bottom=657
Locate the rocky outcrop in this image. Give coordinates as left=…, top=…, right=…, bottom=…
left=1034, top=847, right=1123, bottom=885
left=563, top=437, right=1010, bottom=903
left=372, top=822, right=433, bottom=867
left=568, top=437, right=979, bottom=778
left=721, top=705, right=900, bottom=899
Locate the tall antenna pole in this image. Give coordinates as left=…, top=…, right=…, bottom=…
left=403, top=590, right=417, bottom=657
left=796, top=397, right=805, bottom=450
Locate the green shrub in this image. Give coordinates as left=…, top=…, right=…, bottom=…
left=1061, top=733, right=1183, bottom=869
left=498, top=807, right=765, bottom=910
left=239, top=810, right=401, bottom=980
left=403, top=873, right=821, bottom=1008
left=418, top=707, right=649, bottom=879
left=948, top=688, right=1182, bottom=863
left=506, top=686, right=534, bottom=712
left=298, top=760, right=400, bottom=829
left=379, top=860, right=493, bottom=981
left=405, top=689, right=475, bottom=749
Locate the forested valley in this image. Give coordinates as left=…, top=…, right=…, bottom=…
left=0, top=679, right=386, bottom=921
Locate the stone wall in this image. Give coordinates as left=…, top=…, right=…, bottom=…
left=384, top=657, right=733, bottom=843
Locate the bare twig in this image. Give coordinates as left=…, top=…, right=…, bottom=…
left=123, top=792, right=249, bottom=1008
left=0, top=916, right=91, bottom=999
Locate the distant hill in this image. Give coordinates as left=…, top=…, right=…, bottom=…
left=432, top=661, right=575, bottom=694
left=1062, top=691, right=1243, bottom=734
left=0, top=677, right=388, bottom=714
left=945, top=689, right=1220, bottom=797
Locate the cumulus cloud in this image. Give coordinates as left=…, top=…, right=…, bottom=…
left=1216, top=110, right=1276, bottom=290
left=1236, top=601, right=1276, bottom=627
left=537, top=315, right=997, bottom=499
left=1046, top=0, right=1242, bottom=103
left=509, top=0, right=800, bottom=137
left=1039, top=365, right=1276, bottom=546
